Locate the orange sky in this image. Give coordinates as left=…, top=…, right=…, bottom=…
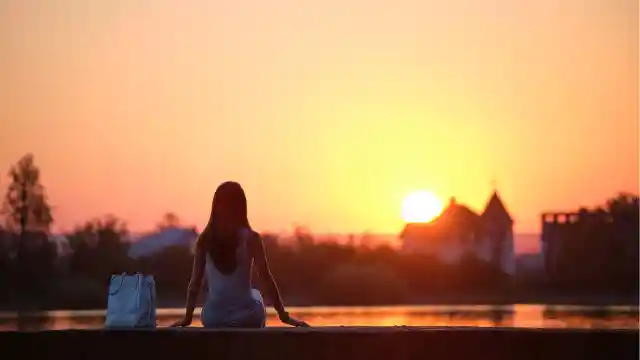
left=0, top=0, right=637, bottom=234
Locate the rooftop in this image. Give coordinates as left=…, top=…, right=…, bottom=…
left=400, top=191, right=513, bottom=240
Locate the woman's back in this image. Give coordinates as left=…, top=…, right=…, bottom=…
left=205, top=228, right=253, bottom=304
left=202, top=228, right=266, bottom=328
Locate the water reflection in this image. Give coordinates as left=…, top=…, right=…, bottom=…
left=0, top=305, right=637, bottom=331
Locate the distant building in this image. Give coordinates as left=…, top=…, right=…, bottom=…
left=49, top=234, right=72, bottom=257
left=540, top=212, right=578, bottom=282
left=400, top=191, right=516, bottom=275
left=540, top=208, right=639, bottom=286
left=128, top=227, right=199, bottom=259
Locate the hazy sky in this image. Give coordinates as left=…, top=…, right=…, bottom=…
left=0, top=0, right=637, bottom=234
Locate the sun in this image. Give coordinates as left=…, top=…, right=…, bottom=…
left=401, top=191, right=444, bottom=223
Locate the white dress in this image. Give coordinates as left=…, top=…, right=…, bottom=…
left=201, top=228, right=266, bottom=328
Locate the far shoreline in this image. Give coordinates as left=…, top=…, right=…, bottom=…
left=1, top=297, right=637, bottom=314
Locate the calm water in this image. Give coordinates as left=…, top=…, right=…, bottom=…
left=0, top=305, right=637, bottom=331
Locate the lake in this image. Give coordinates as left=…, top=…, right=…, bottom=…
left=0, top=304, right=637, bottom=331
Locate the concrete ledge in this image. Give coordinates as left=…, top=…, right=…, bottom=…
left=1, top=327, right=637, bottom=360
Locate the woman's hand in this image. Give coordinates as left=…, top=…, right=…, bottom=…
left=282, top=316, right=310, bottom=327
left=279, top=312, right=310, bottom=327
left=170, top=315, right=193, bottom=327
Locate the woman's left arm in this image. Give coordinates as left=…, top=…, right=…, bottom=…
left=172, top=244, right=206, bottom=326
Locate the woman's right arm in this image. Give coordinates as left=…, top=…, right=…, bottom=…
left=171, top=228, right=208, bottom=327
left=250, top=232, right=308, bottom=327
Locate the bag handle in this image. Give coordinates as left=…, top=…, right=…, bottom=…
left=108, top=272, right=142, bottom=296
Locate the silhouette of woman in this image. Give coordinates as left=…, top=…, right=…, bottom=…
left=171, top=181, right=308, bottom=328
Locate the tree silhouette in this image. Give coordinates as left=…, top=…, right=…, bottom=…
left=0, top=154, right=55, bottom=309
left=68, top=215, right=131, bottom=279
left=606, top=193, right=639, bottom=223
left=1, top=154, right=53, bottom=233
left=157, top=212, right=181, bottom=230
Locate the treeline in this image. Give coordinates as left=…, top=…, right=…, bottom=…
left=0, top=223, right=637, bottom=310
left=0, top=153, right=637, bottom=310
left=0, top=225, right=516, bottom=309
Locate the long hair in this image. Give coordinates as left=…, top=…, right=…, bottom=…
left=199, top=181, right=250, bottom=274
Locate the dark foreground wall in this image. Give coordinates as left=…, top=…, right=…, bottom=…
left=1, top=327, right=637, bottom=360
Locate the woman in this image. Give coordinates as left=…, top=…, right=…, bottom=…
left=171, top=181, right=308, bottom=328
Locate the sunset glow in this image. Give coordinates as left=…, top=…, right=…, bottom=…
left=0, top=1, right=637, bottom=235
left=401, top=191, right=443, bottom=223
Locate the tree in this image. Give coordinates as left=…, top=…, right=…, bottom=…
left=1, top=154, right=53, bottom=233
left=606, top=193, right=639, bottom=223
left=68, top=215, right=131, bottom=279
left=293, top=225, right=314, bottom=249
left=605, top=193, right=639, bottom=293
left=157, top=212, right=181, bottom=230
left=1, top=154, right=54, bottom=308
